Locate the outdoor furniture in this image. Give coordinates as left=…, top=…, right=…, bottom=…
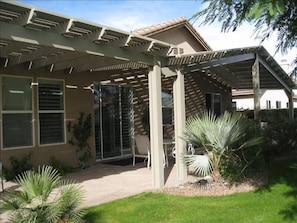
left=133, top=135, right=151, bottom=169
left=163, top=138, right=175, bottom=167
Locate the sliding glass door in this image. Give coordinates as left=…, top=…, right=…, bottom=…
left=94, top=83, right=133, bottom=160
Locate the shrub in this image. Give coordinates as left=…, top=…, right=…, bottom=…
left=3, top=153, right=32, bottom=181
left=0, top=165, right=85, bottom=223
left=49, top=157, right=73, bottom=175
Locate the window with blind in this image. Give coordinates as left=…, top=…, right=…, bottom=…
left=1, top=76, right=33, bottom=149
left=38, top=79, right=65, bottom=145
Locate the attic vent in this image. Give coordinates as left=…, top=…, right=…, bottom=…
left=173, top=47, right=184, bottom=55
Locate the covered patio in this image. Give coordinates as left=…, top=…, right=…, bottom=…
left=0, top=0, right=296, bottom=189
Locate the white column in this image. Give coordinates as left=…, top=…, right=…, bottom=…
left=173, top=69, right=187, bottom=180
left=252, top=55, right=261, bottom=120
left=148, top=58, right=164, bottom=188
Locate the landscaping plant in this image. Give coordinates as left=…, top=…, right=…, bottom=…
left=3, top=153, right=32, bottom=181
left=182, top=111, right=262, bottom=182
left=68, top=112, right=92, bottom=169
left=0, top=165, right=85, bottom=223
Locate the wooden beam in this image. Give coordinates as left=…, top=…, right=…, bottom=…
left=181, top=53, right=255, bottom=73
left=0, top=21, right=155, bottom=65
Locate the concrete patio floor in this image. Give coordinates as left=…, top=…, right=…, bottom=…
left=1, top=159, right=197, bottom=221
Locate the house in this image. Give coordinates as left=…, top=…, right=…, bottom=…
left=0, top=0, right=295, bottom=188
left=233, top=89, right=297, bottom=110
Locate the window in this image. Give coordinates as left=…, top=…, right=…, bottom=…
left=38, top=79, right=65, bottom=145
left=1, top=76, right=33, bottom=148
left=162, top=89, right=173, bottom=125
left=206, top=93, right=221, bottom=116
left=276, top=101, right=281, bottom=109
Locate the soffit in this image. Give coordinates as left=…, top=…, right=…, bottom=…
left=0, top=0, right=173, bottom=73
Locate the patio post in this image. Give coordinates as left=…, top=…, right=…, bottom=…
left=173, top=68, right=187, bottom=181
left=285, top=89, right=295, bottom=120
left=252, top=55, right=261, bottom=120
left=148, top=57, right=164, bottom=188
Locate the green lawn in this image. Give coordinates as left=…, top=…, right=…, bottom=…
left=84, top=159, right=297, bottom=223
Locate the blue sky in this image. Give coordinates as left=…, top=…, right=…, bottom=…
left=17, top=0, right=296, bottom=72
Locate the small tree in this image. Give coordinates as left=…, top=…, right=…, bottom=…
left=68, top=113, right=92, bottom=169
left=0, top=165, right=85, bottom=223
left=183, top=111, right=262, bottom=182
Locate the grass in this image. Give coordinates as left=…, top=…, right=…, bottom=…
left=84, top=158, right=297, bottom=223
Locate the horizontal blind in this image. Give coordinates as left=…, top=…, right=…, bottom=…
left=38, top=79, right=64, bottom=145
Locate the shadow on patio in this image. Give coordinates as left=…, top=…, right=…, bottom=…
left=1, top=158, right=196, bottom=210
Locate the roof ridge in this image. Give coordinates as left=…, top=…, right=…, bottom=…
left=132, top=16, right=212, bottom=51
left=132, top=16, right=187, bottom=36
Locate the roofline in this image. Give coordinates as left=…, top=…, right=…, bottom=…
left=133, top=16, right=212, bottom=51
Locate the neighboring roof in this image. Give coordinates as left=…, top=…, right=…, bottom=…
left=133, top=16, right=212, bottom=51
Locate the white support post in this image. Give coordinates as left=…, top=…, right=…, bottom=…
left=252, top=55, right=261, bottom=120
left=173, top=69, right=187, bottom=181
left=148, top=58, right=164, bottom=188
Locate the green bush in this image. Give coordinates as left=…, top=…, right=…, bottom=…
left=241, top=109, right=297, bottom=161
left=3, top=153, right=32, bottom=181
left=261, top=111, right=297, bottom=161
left=68, top=112, right=92, bottom=169
left=49, top=157, right=73, bottom=175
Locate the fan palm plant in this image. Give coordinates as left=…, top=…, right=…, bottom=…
left=183, top=111, right=262, bottom=182
left=0, top=165, right=85, bottom=223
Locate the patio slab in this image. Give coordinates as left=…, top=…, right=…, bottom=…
left=0, top=160, right=197, bottom=222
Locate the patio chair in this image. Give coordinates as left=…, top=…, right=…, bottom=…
left=133, top=134, right=151, bottom=169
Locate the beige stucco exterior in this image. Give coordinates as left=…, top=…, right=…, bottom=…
left=0, top=17, right=232, bottom=170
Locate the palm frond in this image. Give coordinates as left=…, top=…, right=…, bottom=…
left=183, top=154, right=213, bottom=177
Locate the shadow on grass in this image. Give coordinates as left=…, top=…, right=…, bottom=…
left=83, top=209, right=103, bottom=223
left=256, top=159, right=297, bottom=221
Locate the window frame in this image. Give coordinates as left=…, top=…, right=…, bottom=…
left=37, top=78, right=66, bottom=146
left=1, top=75, right=35, bottom=150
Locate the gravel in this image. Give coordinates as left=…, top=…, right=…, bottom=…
left=156, top=172, right=267, bottom=196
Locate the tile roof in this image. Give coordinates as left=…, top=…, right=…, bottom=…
left=133, top=16, right=212, bottom=51
left=133, top=16, right=188, bottom=36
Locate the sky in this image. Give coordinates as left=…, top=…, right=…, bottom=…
left=17, top=0, right=297, bottom=73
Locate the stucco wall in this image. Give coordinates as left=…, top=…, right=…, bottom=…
left=148, top=26, right=207, bottom=54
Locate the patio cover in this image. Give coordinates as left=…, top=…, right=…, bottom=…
left=0, top=0, right=296, bottom=188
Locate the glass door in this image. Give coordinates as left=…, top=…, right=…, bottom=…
left=94, top=83, right=133, bottom=160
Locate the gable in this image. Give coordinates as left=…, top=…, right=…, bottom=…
left=133, top=17, right=211, bottom=55
left=148, top=26, right=208, bottom=55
